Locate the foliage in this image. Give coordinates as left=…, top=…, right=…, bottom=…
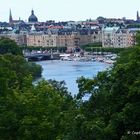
left=84, top=47, right=129, bottom=54
left=0, top=39, right=76, bottom=139
left=76, top=46, right=140, bottom=139
left=126, top=24, right=140, bottom=28
left=0, top=38, right=140, bottom=139
left=136, top=31, right=140, bottom=46
left=0, top=54, right=77, bottom=140
left=0, top=80, right=77, bottom=140
left=80, top=42, right=102, bottom=50
left=7, top=54, right=42, bottom=79
left=0, top=37, right=22, bottom=55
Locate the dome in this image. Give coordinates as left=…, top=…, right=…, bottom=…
left=28, top=10, right=38, bottom=22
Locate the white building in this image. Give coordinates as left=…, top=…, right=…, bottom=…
left=102, top=27, right=135, bottom=48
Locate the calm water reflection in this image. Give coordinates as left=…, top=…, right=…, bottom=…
left=36, top=60, right=110, bottom=95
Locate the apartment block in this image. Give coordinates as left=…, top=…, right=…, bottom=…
left=0, top=34, right=27, bottom=46
left=102, top=27, right=135, bottom=48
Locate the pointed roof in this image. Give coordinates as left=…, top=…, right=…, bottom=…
left=9, top=9, right=12, bottom=17
left=9, top=9, right=13, bottom=23
left=137, top=11, right=139, bottom=19
left=31, top=24, right=36, bottom=31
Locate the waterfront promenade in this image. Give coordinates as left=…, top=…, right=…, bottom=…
left=24, top=50, right=116, bottom=64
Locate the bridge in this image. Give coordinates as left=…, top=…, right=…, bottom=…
left=24, top=53, right=60, bottom=61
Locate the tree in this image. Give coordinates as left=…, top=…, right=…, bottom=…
left=0, top=37, right=140, bottom=139
left=0, top=54, right=76, bottom=140
left=76, top=46, right=140, bottom=139
left=136, top=31, right=140, bottom=46
left=0, top=37, right=22, bottom=55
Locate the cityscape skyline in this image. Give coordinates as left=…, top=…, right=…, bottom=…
left=0, top=0, right=140, bottom=22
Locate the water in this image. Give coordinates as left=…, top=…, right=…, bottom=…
left=36, top=60, right=110, bottom=95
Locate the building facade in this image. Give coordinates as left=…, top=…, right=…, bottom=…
left=102, top=27, right=135, bottom=48
left=0, top=34, right=27, bottom=46
left=26, top=33, right=80, bottom=48
left=26, top=31, right=102, bottom=48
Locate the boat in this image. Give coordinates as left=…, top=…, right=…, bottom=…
left=60, top=56, right=72, bottom=61
left=104, top=59, right=115, bottom=64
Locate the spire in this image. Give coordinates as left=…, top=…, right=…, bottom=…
left=9, top=9, right=13, bottom=23
left=137, top=11, right=139, bottom=21
left=31, top=9, right=34, bottom=15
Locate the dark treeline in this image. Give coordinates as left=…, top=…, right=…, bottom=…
left=0, top=37, right=140, bottom=140
left=80, top=42, right=132, bottom=54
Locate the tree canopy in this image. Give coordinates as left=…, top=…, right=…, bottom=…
left=136, top=31, right=140, bottom=46
left=0, top=37, right=140, bottom=139
left=76, top=46, right=140, bottom=140
left=0, top=37, right=22, bottom=55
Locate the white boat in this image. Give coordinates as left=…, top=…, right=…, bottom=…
left=104, top=59, right=115, bottom=64
left=60, top=56, right=72, bottom=61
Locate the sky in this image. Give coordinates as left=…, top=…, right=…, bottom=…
left=0, top=0, right=140, bottom=22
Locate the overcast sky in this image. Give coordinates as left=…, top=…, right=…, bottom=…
left=0, top=0, right=140, bottom=22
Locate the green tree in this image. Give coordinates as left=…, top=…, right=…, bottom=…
left=76, top=46, right=140, bottom=139
left=0, top=54, right=76, bottom=140
left=0, top=37, right=140, bottom=140
left=0, top=37, right=22, bottom=55
left=136, top=31, right=140, bottom=46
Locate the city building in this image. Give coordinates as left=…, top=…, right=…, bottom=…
left=102, top=27, right=135, bottom=48
left=26, top=28, right=102, bottom=49
left=0, top=33, right=27, bottom=46
left=0, top=9, right=139, bottom=49
left=26, top=33, right=80, bottom=49
left=9, top=9, right=24, bottom=25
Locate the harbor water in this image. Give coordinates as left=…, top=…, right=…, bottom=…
left=36, top=60, right=110, bottom=95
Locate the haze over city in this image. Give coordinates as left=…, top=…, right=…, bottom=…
left=0, top=0, right=140, bottom=22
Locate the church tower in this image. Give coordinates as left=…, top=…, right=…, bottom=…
left=9, top=9, right=13, bottom=23
left=137, top=11, right=140, bottom=21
